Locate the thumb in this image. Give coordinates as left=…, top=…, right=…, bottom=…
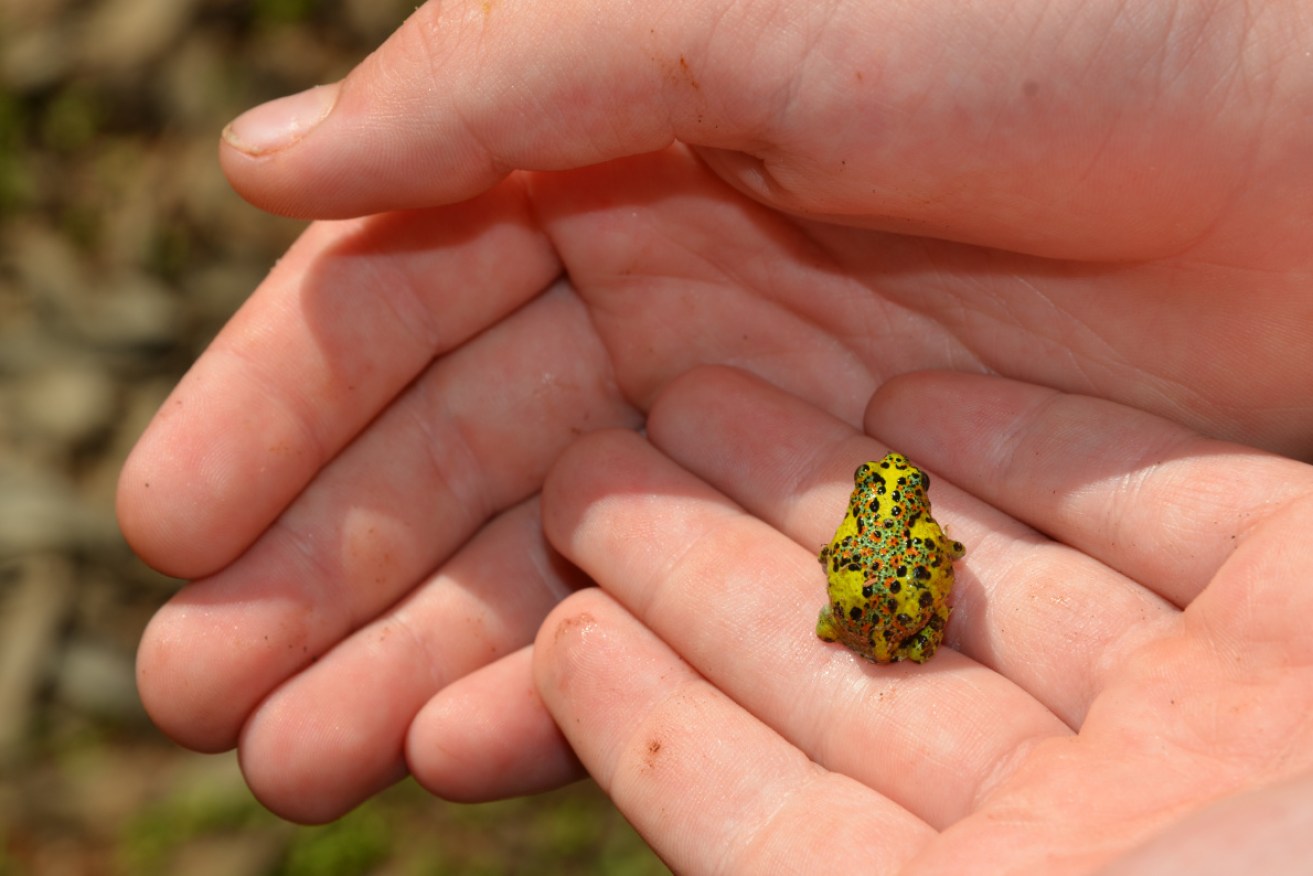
left=219, top=0, right=724, bottom=216
left=219, top=0, right=1298, bottom=261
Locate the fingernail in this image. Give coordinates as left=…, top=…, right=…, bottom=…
left=222, top=82, right=340, bottom=156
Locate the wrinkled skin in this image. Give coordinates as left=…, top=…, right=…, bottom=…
left=118, top=1, right=1313, bottom=872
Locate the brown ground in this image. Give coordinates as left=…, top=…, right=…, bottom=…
left=0, top=2, right=664, bottom=872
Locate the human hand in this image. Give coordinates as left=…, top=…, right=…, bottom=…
left=119, top=1, right=1313, bottom=823
left=215, top=0, right=1313, bottom=447
left=533, top=366, right=1313, bottom=874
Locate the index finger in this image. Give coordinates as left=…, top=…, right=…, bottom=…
left=117, top=177, right=558, bottom=577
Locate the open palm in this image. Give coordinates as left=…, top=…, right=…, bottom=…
left=118, top=0, right=1313, bottom=865
left=534, top=365, right=1313, bottom=873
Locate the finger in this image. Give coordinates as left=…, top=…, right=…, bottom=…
left=639, top=365, right=1178, bottom=727
left=865, top=371, right=1313, bottom=608
left=137, top=288, right=641, bottom=753
left=533, top=587, right=936, bottom=874
left=218, top=1, right=1297, bottom=261
left=407, top=646, right=585, bottom=803
left=231, top=500, right=581, bottom=822
left=541, top=426, right=1069, bottom=828
left=117, top=177, right=558, bottom=578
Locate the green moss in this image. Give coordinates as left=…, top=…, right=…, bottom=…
left=41, top=85, right=102, bottom=154
left=275, top=808, right=390, bottom=876
left=117, top=774, right=271, bottom=874
left=253, top=0, right=324, bottom=27
left=0, top=92, right=33, bottom=213
left=114, top=771, right=666, bottom=876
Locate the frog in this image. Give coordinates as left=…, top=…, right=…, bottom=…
left=816, top=453, right=965, bottom=663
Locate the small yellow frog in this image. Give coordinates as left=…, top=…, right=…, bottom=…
left=817, top=453, right=965, bottom=663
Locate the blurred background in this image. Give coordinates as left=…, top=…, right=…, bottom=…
left=0, top=1, right=664, bottom=872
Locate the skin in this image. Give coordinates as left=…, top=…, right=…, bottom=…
left=538, top=367, right=1313, bottom=874
left=117, top=0, right=1313, bottom=870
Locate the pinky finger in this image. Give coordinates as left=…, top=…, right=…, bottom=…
left=532, top=588, right=934, bottom=874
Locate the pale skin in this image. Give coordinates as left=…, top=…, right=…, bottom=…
left=117, top=1, right=1313, bottom=872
